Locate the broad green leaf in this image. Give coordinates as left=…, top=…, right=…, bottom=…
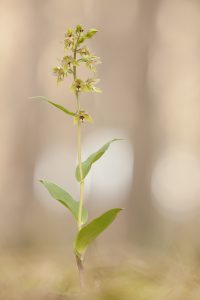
left=75, top=139, right=121, bottom=182
left=30, top=96, right=76, bottom=116
left=40, top=180, right=88, bottom=224
left=74, top=208, right=122, bottom=257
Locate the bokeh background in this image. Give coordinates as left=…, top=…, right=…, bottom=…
left=1, top=0, right=200, bottom=299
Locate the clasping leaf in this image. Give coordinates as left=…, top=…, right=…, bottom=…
left=74, top=208, right=122, bottom=257
left=75, top=139, right=122, bottom=181
left=40, top=180, right=88, bottom=224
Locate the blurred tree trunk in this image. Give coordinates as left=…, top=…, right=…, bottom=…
left=0, top=0, right=44, bottom=246
left=126, top=0, right=161, bottom=245
left=82, top=0, right=161, bottom=246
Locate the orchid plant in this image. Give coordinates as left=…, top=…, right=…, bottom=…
left=34, top=25, right=122, bottom=288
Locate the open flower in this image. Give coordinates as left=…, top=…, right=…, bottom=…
left=61, top=56, right=79, bottom=74
left=80, top=55, right=101, bottom=73
left=73, top=110, right=93, bottom=124
left=77, top=46, right=90, bottom=56
left=53, top=66, right=65, bottom=83
left=83, top=78, right=102, bottom=93
left=64, top=28, right=75, bottom=49
left=71, top=78, right=85, bottom=93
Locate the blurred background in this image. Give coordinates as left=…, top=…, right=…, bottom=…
left=1, top=0, right=200, bottom=298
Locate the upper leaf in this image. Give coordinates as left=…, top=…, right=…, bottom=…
left=30, top=96, right=76, bottom=116
left=75, top=139, right=121, bottom=182
left=74, top=208, right=122, bottom=257
left=40, top=180, right=88, bottom=224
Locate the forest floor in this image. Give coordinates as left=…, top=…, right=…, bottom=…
left=0, top=248, right=200, bottom=300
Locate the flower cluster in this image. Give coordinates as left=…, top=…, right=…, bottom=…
left=53, top=24, right=101, bottom=93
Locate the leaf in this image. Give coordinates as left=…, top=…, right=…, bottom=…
left=40, top=180, right=88, bottom=224
left=30, top=96, right=76, bottom=116
left=75, top=139, right=121, bottom=182
left=74, top=208, right=122, bottom=257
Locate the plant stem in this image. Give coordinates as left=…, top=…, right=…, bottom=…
left=73, top=39, right=84, bottom=231
left=76, top=255, right=84, bottom=289
left=73, top=36, right=85, bottom=288
left=77, top=116, right=84, bottom=230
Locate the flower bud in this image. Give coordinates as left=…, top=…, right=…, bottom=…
left=76, top=24, right=84, bottom=33
left=85, top=29, right=98, bottom=38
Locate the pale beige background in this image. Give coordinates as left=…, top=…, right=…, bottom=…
left=0, top=0, right=200, bottom=260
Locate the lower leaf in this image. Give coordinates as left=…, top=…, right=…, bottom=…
left=74, top=208, right=122, bottom=257
left=40, top=180, right=88, bottom=224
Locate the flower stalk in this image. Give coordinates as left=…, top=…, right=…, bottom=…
left=73, top=40, right=84, bottom=232
left=72, top=30, right=86, bottom=285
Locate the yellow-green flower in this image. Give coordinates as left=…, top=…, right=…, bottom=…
left=64, top=28, right=75, bottom=49
left=53, top=66, right=65, bottom=83
left=73, top=110, right=93, bottom=124
left=77, top=46, right=90, bottom=56
left=71, top=78, right=85, bottom=93
left=83, top=78, right=102, bottom=93
left=61, top=56, right=79, bottom=74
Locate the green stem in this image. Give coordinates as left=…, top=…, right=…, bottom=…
left=77, top=119, right=84, bottom=230
left=73, top=35, right=85, bottom=288
left=73, top=40, right=84, bottom=231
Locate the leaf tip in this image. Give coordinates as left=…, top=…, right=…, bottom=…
left=114, top=207, right=123, bottom=212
